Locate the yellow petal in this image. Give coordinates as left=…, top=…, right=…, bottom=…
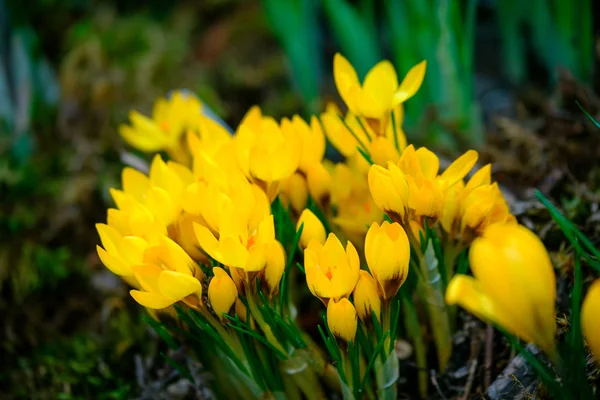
left=441, top=150, right=478, bottom=186
left=122, top=167, right=149, bottom=200
left=333, top=53, right=360, bottom=113
left=353, top=270, right=381, bottom=323
left=297, top=209, right=326, bottom=249
left=97, top=245, right=131, bottom=276
left=327, top=298, right=358, bottom=342
left=582, top=279, right=600, bottom=363
left=194, top=223, right=220, bottom=260
left=362, top=60, right=398, bottom=116
left=465, top=164, right=491, bottom=191
left=415, top=147, right=439, bottom=180
left=209, top=267, right=238, bottom=317
left=394, top=60, right=427, bottom=105
left=158, top=270, right=201, bottom=299
left=130, top=290, right=175, bottom=309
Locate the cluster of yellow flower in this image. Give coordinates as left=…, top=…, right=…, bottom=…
left=96, top=53, right=600, bottom=396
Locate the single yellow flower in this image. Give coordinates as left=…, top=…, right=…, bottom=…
left=195, top=211, right=275, bottom=273
left=460, top=183, right=514, bottom=236
left=119, top=91, right=203, bottom=163
left=327, top=298, right=358, bottom=343
left=183, top=167, right=266, bottom=235
left=114, top=155, right=193, bottom=227
left=234, top=108, right=300, bottom=201
left=304, top=233, right=360, bottom=303
left=209, top=267, right=238, bottom=318
left=96, top=222, right=148, bottom=278
left=297, top=209, right=327, bottom=250
left=446, top=223, right=557, bottom=354
left=282, top=115, right=326, bottom=174
left=333, top=53, right=426, bottom=123
left=305, top=163, right=332, bottom=207
left=365, top=221, right=410, bottom=300
left=260, top=241, right=286, bottom=298
left=130, top=236, right=203, bottom=309
left=582, top=279, right=600, bottom=363
left=368, top=163, right=409, bottom=223
left=353, top=270, right=381, bottom=323
left=280, top=172, right=308, bottom=214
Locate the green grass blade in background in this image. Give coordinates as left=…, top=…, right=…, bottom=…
left=323, top=0, right=381, bottom=78
left=262, top=0, right=322, bottom=114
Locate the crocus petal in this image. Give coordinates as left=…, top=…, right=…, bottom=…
left=394, top=60, right=427, bottom=105
left=441, top=150, right=478, bottom=186
left=97, top=245, right=131, bottom=276
left=158, top=270, right=201, bottom=299
left=130, top=290, right=175, bottom=309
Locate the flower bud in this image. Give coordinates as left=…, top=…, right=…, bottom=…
left=261, top=241, right=286, bottom=297
left=353, top=270, right=381, bottom=324
left=208, top=267, right=238, bottom=318
left=370, top=136, right=399, bottom=166
left=305, top=233, right=360, bottom=302
left=280, top=172, right=308, bottom=213
left=446, top=223, right=556, bottom=354
left=297, top=209, right=326, bottom=249
left=582, top=279, right=600, bottom=363
left=306, top=163, right=331, bottom=206
left=367, top=163, right=408, bottom=222
left=327, top=298, right=358, bottom=343
left=365, top=221, right=410, bottom=299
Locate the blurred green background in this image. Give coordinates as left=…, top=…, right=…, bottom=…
left=0, top=0, right=597, bottom=398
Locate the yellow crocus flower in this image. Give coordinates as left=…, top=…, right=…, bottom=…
left=96, top=222, right=148, bottom=278
left=208, top=267, right=238, bottom=318
left=327, top=298, right=358, bottom=343
left=183, top=168, right=266, bottom=235
left=368, top=162, right=409, bottom=223
left=446, top=223, right=557, bottom=355
left=282, top=115, right=325, bottom=174
left=353, top=270, right=382, bottom=323
left=297, top=209, right=327, bottom=250
left=280, top=172, right=309, bottom=214
left=305, top=163, right=332, bottom=207
left=260, top=241, right=286, bottom=298
left=460, top=183, right=515, bottom=236
left=582, top=279, right=600, bottom=363
left=194, top=208, right=276, bottom=273
left=365, top=221, right=410, bottom=300
left=333, top=53, right=426, bottom=130
left=130, top=236, right=203, bottom=310
left=119, top=91, right=203, bottom=163
left=304, top=233, right=360, bottom=303
left=114, top=155, right=193, bottom=227
left=234, top=108, right=300, bottom=201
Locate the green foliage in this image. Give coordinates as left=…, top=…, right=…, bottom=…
left=262, top=0, right=322, bottom=114
left=496, top=0, right=593, bottom=84
left=4, top=308, right=148, bottom=399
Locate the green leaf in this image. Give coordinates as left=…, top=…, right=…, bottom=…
left=142, top=313, right=178, bottom=350
left=323, top=0, right=381, bottom=78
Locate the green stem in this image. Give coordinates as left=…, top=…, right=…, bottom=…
left=246, top=293, right=288, bottom=355
left=403, top=296, right=428, bottom=398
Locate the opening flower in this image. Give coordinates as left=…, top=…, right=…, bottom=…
left=304, top=233, right=360, bottom=303
left=446, top=223, right=557, bottom=355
